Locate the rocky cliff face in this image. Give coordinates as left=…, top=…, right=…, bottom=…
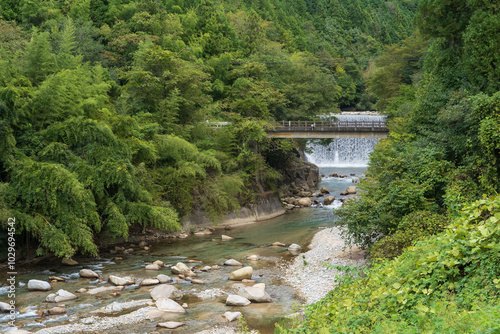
left=279, top=159, right=320, bottom=196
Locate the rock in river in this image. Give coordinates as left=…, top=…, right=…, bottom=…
left=140, top=278, right=160, bottom=286
left=80, top=269, right=99, bottom=279
left=145, top=264, right=161, bottom=271
left=157, top=274, right=173, bottom=284
left=223, top=311, right=242, bottom=322
left=108, top=275, right=135, bottom=286
left=297, top=197, right=312, bottom=207
left=288, top=244, right=302, bottom=256
left=221, top=235, right=234, bottom=241
left=0, top=302, right=12, bottom=312
left=238, top=286, right=272, bottom=303
left=155, top=298, right=186, bottom=313
left=150, top=284, right=183, bottom=301
left=28, top=279, right=51, bottom=291
left=157, top=322, right=185, bottom=329
left=87, top=286, right=124, bottom=295
left=170, top=262, right=193, bottom=276
left=224, top=259, right=242, bottom=266
left=323, top=196, right=335, bottom=206
left=346, top=186, right=357, bottom=194
left=61, top=258, right=78, bottom=266
left=246, top=255, right=260, bottom=261
left=226, top=295, right=251, bottom=306
left=229, top=266, right=253, bottom=281
left=45, top=289, right=77, bottom=303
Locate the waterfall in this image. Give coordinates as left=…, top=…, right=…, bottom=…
left=305, top=114, right=385, bottom=167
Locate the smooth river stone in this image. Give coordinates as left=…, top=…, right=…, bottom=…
left=109, top=275, right=135, bottom=286
left=224, top=259, right=242, bottom=266
left=27, top=279, right=51, bottom=291
left=226, top=294, right=251, bottom=306
left=150, top=284, right=183, bottom=301
left=155, top=298, right=186, bottom=313
left=229, top=266, right=253, bottom=281
left=238, top=286, right=272, bottom=303
left=157, top=274, right=173, bottom=284
left=45, top=289, right=77, bottom=303
left=288, top=244, right=302, bottom=256
left=221, top=235, right=234, bottom=241
left=145, top=264, right=161, bottom=271
left=80, top=269, right=99, bottom=278
left=87, top=286, right=125, bottom=295
left=223, top=311, right=242, bottom=322
left=140, top=278, right=160, bottom=286
left=157, top=321, right=185, bottom=329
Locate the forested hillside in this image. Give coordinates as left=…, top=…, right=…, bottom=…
left=280, top=0, right=500, bottom=332
left=0, top=0, right=417, bottom=259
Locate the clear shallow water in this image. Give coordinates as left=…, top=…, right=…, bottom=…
left=0, top=168, right=366, bottom=334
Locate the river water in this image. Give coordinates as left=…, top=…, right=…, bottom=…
left=1, top=127, right=376, bottom=333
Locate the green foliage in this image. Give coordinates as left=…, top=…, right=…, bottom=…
left=280, top=196, right=500, bottom=333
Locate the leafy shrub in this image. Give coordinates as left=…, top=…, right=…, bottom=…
left=278, top=196, right=500, bottom=333
left=370, top=210, right=449, bottom=259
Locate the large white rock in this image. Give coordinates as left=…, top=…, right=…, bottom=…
left=253, top=283, right=266, bottom=290
left=297, top=197, right=312, bottom=207
left=157, top=274, right=173, bottom=284
left=226, top=294, right=251, bottom=306
left=288, top=244, right=302, bottom=256
left=223, top=311, right=242, bottom=322
left=87, top=286, right=125, bottom=295
left=157, top=322, right=185, bottom=329
left=45, top=289, right=77, bottom=303
left=27, top=279, right=51, bottom=291
left=153, top=260, right=164, bottom=267
left=323, top=196, right=335, bottom=206
left=155, top=298, right=186, bottom=313
left=140, top=278, right=160, bottom=286
left=80, top=269, right=99, bottom=279
left=246, top=255, right=260, bottom=261
left=229, top=266, right=253, bottom=281
left=170, top=262, right=192, bottom=276
left=224, top=259, right=242, bottom=266
left=238, top=286, right=272, bottom=303
left=145, top=264, right=161, bottom=271
left=150, top=284, right=183, bottom=301
left=109, top=275, right=135, bottom=286
left=0, top=301, right=12, bottom=312
left=221, top=235, right=234, bottom=241
left=346, top=186, right=357, bottom=194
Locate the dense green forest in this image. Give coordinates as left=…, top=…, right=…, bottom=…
left=0, top=0, right=417, bottom=259
left=280, top=0, right=500, bottom=332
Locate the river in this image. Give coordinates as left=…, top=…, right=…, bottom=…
left=1, top=120, right=378, bottom=333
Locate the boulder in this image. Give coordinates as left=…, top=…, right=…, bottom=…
left=297, top=197, right=312, bottom=207
left=201, top=266, right=212, bottom=272
left=272, top=242, right=286, bottom=247
left=221, top=235, right=234, bottom=241
left=87, top=286, right=124, bottom=295
left=157, top=322, right=185, bottom=329
left=61, top=258, right=78, bottom=266
left=253, top=283, right=266, bottom=290
left=191, top=279, right=205, bottom=284
left=323, top=196, right=335, bottom=206
left=242, top=279, right=256, bottom=283
left=145, top=264, right=161, bottom=271
left=0, top=301, right=12, bottom=312
left=224, top=259, right=242, bottom=266
left=223, top=311, right=242, bottom=322
left=194, top=231, right=205, bottom=236
left=346, top=186, right=357, bottom=194
left=238, top=286, right=272, bottom=303
left=108, top=275, right=135, bottom=286
left=229, top=266, right=253, bottom=281
left=45, top=289, right=77, bottom=303
left=288, top=244, right=302, bottom=256
left=285, top=204, right=295, bottom=210
left=47, top=307, right=67, bottom=315
left=170, top=262, right=192, bottom=276
left=297, top=191, right=313, bottom=197
left=226, top=295, right=251, bottom=306
left=150, top=284, right=183, bottom=301
left=80, top=269, right=99, bottom=279
left=138, top=241, right=148, bottom=247
left=153, top=260, right=164, bottom=267
left=320, top=187, right=330, bottom=194
left=340, top=191, right=348, bottom=195
left=28, top=279, right=51, bottom=291
left=155, top=298, right=185, bottom=313
left=246, top=255, right=260, bottom=261
left=140, top=278, right=160, bottom=286
left=157, top=274, right=173, bottom=284
left=178, top=233, right=188, bottom=239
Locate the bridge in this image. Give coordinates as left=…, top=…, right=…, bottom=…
left=266, top=120, right=388, bottom=138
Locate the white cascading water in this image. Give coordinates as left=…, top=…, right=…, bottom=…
left=305, top=114, right=385, bottom=167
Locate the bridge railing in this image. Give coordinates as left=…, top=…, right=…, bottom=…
left=268, top=120, right=387, bottom=132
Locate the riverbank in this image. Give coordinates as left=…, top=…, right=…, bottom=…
left=280, top=226, right=367, bottom=304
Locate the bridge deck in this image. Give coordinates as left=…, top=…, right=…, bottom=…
left=267, top=120, right=388, bottom=138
